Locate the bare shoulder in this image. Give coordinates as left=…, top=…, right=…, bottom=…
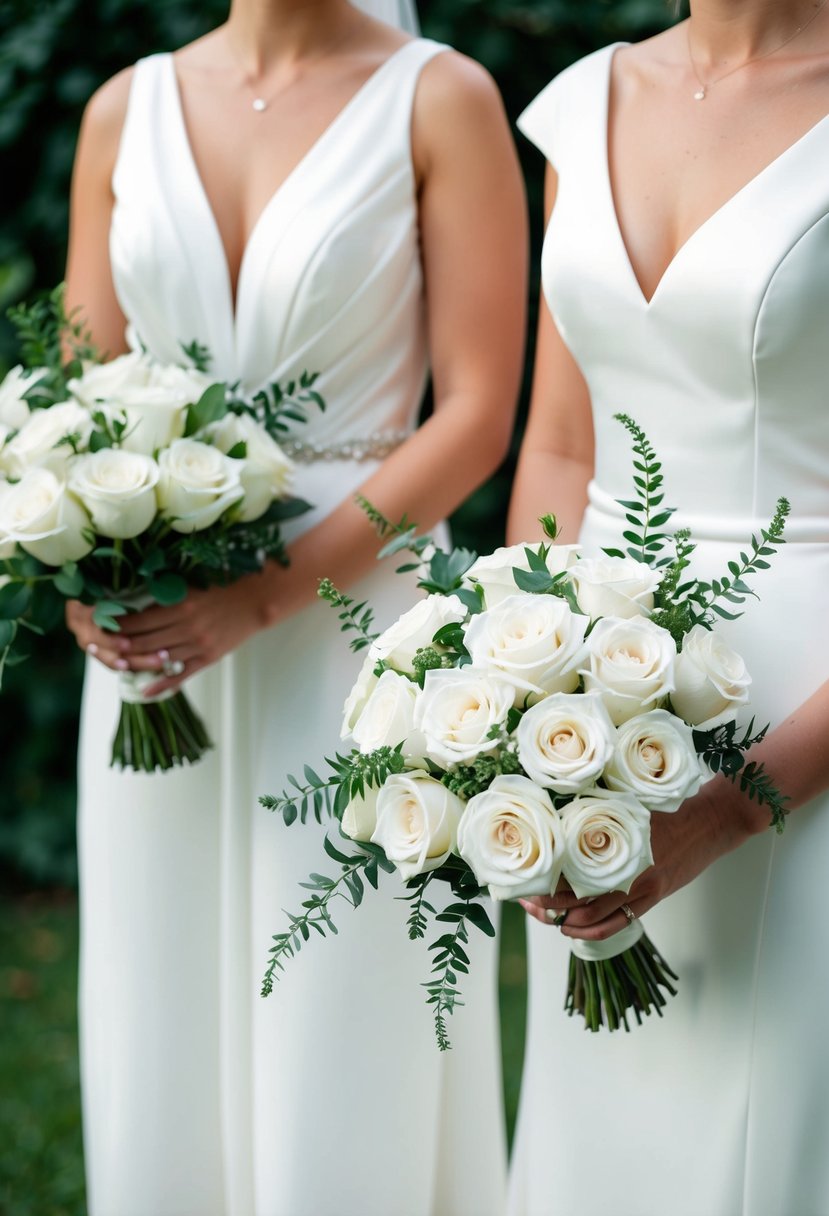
left=614, top=25, right=686, bottom=84
left=78, top=65, right=135, bottom=167
left=415, top=49, right=505, bottom=124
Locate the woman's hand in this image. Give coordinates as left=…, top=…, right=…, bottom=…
left=66, top=574, right=270, bottom=695
left=520, top=778, right=759, bottom=939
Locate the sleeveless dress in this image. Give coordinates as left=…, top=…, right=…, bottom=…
left=77, top=40, right=506, bottom=1216
left=509, top=44, right=829, bottom=1216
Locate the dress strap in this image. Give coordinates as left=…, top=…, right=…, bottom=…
left=111, top=54, right=168, bottom=200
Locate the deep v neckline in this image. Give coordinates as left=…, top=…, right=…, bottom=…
left=166, top=41, right=415, bottom=325
left=602, top=43, right=829, bottom=309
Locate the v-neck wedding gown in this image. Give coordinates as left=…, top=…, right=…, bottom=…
left=77, top=40, right=506, bottom=1216
left=510, top=44, right=829, bottom=1216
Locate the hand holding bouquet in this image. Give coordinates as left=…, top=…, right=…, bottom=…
left=261, top=416, right=788, bottom=1043
left=0, top=289, right=322, bottom=771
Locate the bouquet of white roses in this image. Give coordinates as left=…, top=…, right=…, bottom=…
left=0, top=288, right=322, bottom=772
left=260, top=416, right=788, bottom=1044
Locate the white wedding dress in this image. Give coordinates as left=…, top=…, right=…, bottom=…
left=77, top=40, right=506, bottom=1216
left=510, top=44, right=829, bottom=1216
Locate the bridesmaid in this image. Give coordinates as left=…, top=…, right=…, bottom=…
left=63, top=1, right=527, bottom=1213
left=507, top=1, right=829, bottom=1213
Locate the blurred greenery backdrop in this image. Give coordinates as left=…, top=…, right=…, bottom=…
left=0, top=3, right=672, bottom=1212
left=0, top=0, right=672, bottom=890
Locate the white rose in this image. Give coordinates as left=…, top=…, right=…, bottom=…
left=369, top=594, right=467, bottom=674
left=560, top=789, right=653, bottom=899
left=0, top=365, right=45, bottom=429
left=0, top=481, right=17, bottom=558
left=107, top=386, right=190, bottom=456
left=414, top=667, right=515, bottom=768
left=573, top=555, right=662, bottom=620
left=148, top=361, right=213, bottom=402
left=68, top=350, right=152, bottom=408
left=516, top=691, right=617, bottom=795
left=582, top=616, right=677, bottom=725
left=351, top=669, right=425, bottom=758
left=457, top=774, right=564, bottom=899
left=466, top=542, right=580, bottom=609
left=604, top=708, right=703, bottom=813
left=208, top=413, right=295, bottom=521
left=0, top=467, right=93, bottom=566
left=2, top=401, right=93, bottom=477
left=341, top=652, right=380, bottom=738
left=341, top=787, right=380, bottom=843
left=464, top=593, right=588, bottom=703
left=671, top=625, right=751, bottom=730
left=69, top=449, right=160, bottom=540
left=371, top=770, right=465, bottom=879
left=157, top=439, right=244, bottom=532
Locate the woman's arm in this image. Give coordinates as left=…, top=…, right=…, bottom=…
left=68, top=52, right=529, bottom=686
left=506, top=164, right=594, bottom=548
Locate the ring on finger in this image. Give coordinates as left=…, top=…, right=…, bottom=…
left=160, top=655, right=186, bottom=678
left=620, top=903, right=636, bottom=925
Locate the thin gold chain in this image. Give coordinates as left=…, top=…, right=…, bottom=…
left=687, top=0, right=829, bottom=99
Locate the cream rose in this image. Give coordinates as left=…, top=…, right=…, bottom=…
left=341, top=652, right=381, bottom=738
left=465, top=542, right=580, bottom=609
left=457, top=774, right=564, bottom=899
left=573, top=555, right=662, bottom=620
left=582, top=615, right=676, bottom=725
left=604, top=709, right=703, bottom=812
left=671, top=625, right=751, bottom=730
left=351, top=669, right=425, bottom=758
left=208, top=413, right=295, bottom=521
left=369, top=594, right=467, bottom=674
left=0, top=481, right=17, bottom=558
left=464, top=593, right=588, bottom=703
left=68, top=350, right=153, bottom=408
left=1, top=401, right=93, bottom=478
left=157, top=439, right=244, bottom=532
left=414, top=667, right=515, bottom=768
left=371, top=770, right=465, bottom=879
left=341, top=787, right=380, bottom=843
left=0, top=365, right=44, bottom=430
left=0, top=467, right=92, bottom=566
left=516, top=691, right=617, bottom=794
left=69, top=449, right=160, bottom=539
left=560, top=789, right=653, bottom=898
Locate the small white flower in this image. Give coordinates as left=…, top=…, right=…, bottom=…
left=414, top=667, right=515, bottom=768
left=604, top=708, right=703, bottom=812
left=157, top=438, right=244, bottom=532
left=457, top=774, right=564, bottom=900
left=560, top=788, right=653, bottom=899
left=464, top=593, right=588, bottom=703
left=371, top=770, right=465, bottom=879
left=69, top=449, right=159, bottom=539
left=0, top=365, right=46, bottom=430
left=0, top=467, right=93, bottom=566
left=581, top=615, right=676, bottom=725
left=369, top=594, right=467, bottom=674
left=573, top=555, right=662, bottom=620
left=516, top=692, right=617, bottom=794
left=351, top=669, right=425, bottom=759
left=208, top=413, right=294, bottom=522
left=465, top=542, right=580, bottom=609
left=671, top=625, right=751, bottom=730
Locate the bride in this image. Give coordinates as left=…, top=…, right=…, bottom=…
left=508, top=1, right=829, bottom=1213
left=63, top=1, right=527, bottom=1212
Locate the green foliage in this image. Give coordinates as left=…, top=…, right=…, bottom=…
left=317, top=578, right=379, bottom=652
left=605, top=413, right=676, bottom=566
left=693, top=718, right=790, bottom=833
left=259, top=745, right=408, bottom=826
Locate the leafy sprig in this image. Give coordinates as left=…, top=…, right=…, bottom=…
left=7, top=283, right=98, bottom=404
left=512, top=543, right=581, bottom=613
left=259, top=745, right=409, bottom=826
left=693, top=718, right=789, bottom=832
left=318, top=578, right=378, bottom=652
left=424, top=897, right=495, bottom=1051
left=698, top=498, right=790, bottom=623
left=605, top=413, right=675, bottom=566
left=233, top=371, right=326, bottom=442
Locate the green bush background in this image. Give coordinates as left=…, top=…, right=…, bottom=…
left=0, top=0, right=671, bottom=882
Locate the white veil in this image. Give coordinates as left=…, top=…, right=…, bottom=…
left=351, top=0, right=420, bottom=34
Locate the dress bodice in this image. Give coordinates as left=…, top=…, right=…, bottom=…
left=519, top=44, right=829, bottom=542
left=110, top=40, right=447, bottom=448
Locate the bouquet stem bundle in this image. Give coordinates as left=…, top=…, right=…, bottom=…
left=112, top=690, right=212, bottom=772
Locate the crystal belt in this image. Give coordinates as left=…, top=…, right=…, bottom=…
left=280, top=429, right=410, bottom=464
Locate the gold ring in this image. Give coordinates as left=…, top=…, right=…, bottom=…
left=620, top=903, right=636, bottom=925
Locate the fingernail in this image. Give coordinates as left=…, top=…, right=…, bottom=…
left=87, top=642, right=99, bottom=657
left=158, top=649, right=170, bottom=663
left=115, top=658, right=129, bottom=671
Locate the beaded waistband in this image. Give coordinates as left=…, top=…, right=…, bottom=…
left=281, top=429, right=410, bottom=464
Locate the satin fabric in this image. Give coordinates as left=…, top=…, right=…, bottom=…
left=79, top=40, right=506, bottom=1216
left=510, top=44, right=829, bottom=1216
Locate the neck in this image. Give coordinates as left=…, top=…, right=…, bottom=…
left=224, top=0, right=358, bottom=72
left=687, top=0, right=825, bottom=67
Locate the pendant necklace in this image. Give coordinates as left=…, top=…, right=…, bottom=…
left=687, top=0, right=828, bottom=101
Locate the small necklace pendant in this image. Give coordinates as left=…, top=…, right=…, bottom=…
left=252, top=97, right=267, bottom=112
left=693, top=88, right=706, bottom=101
